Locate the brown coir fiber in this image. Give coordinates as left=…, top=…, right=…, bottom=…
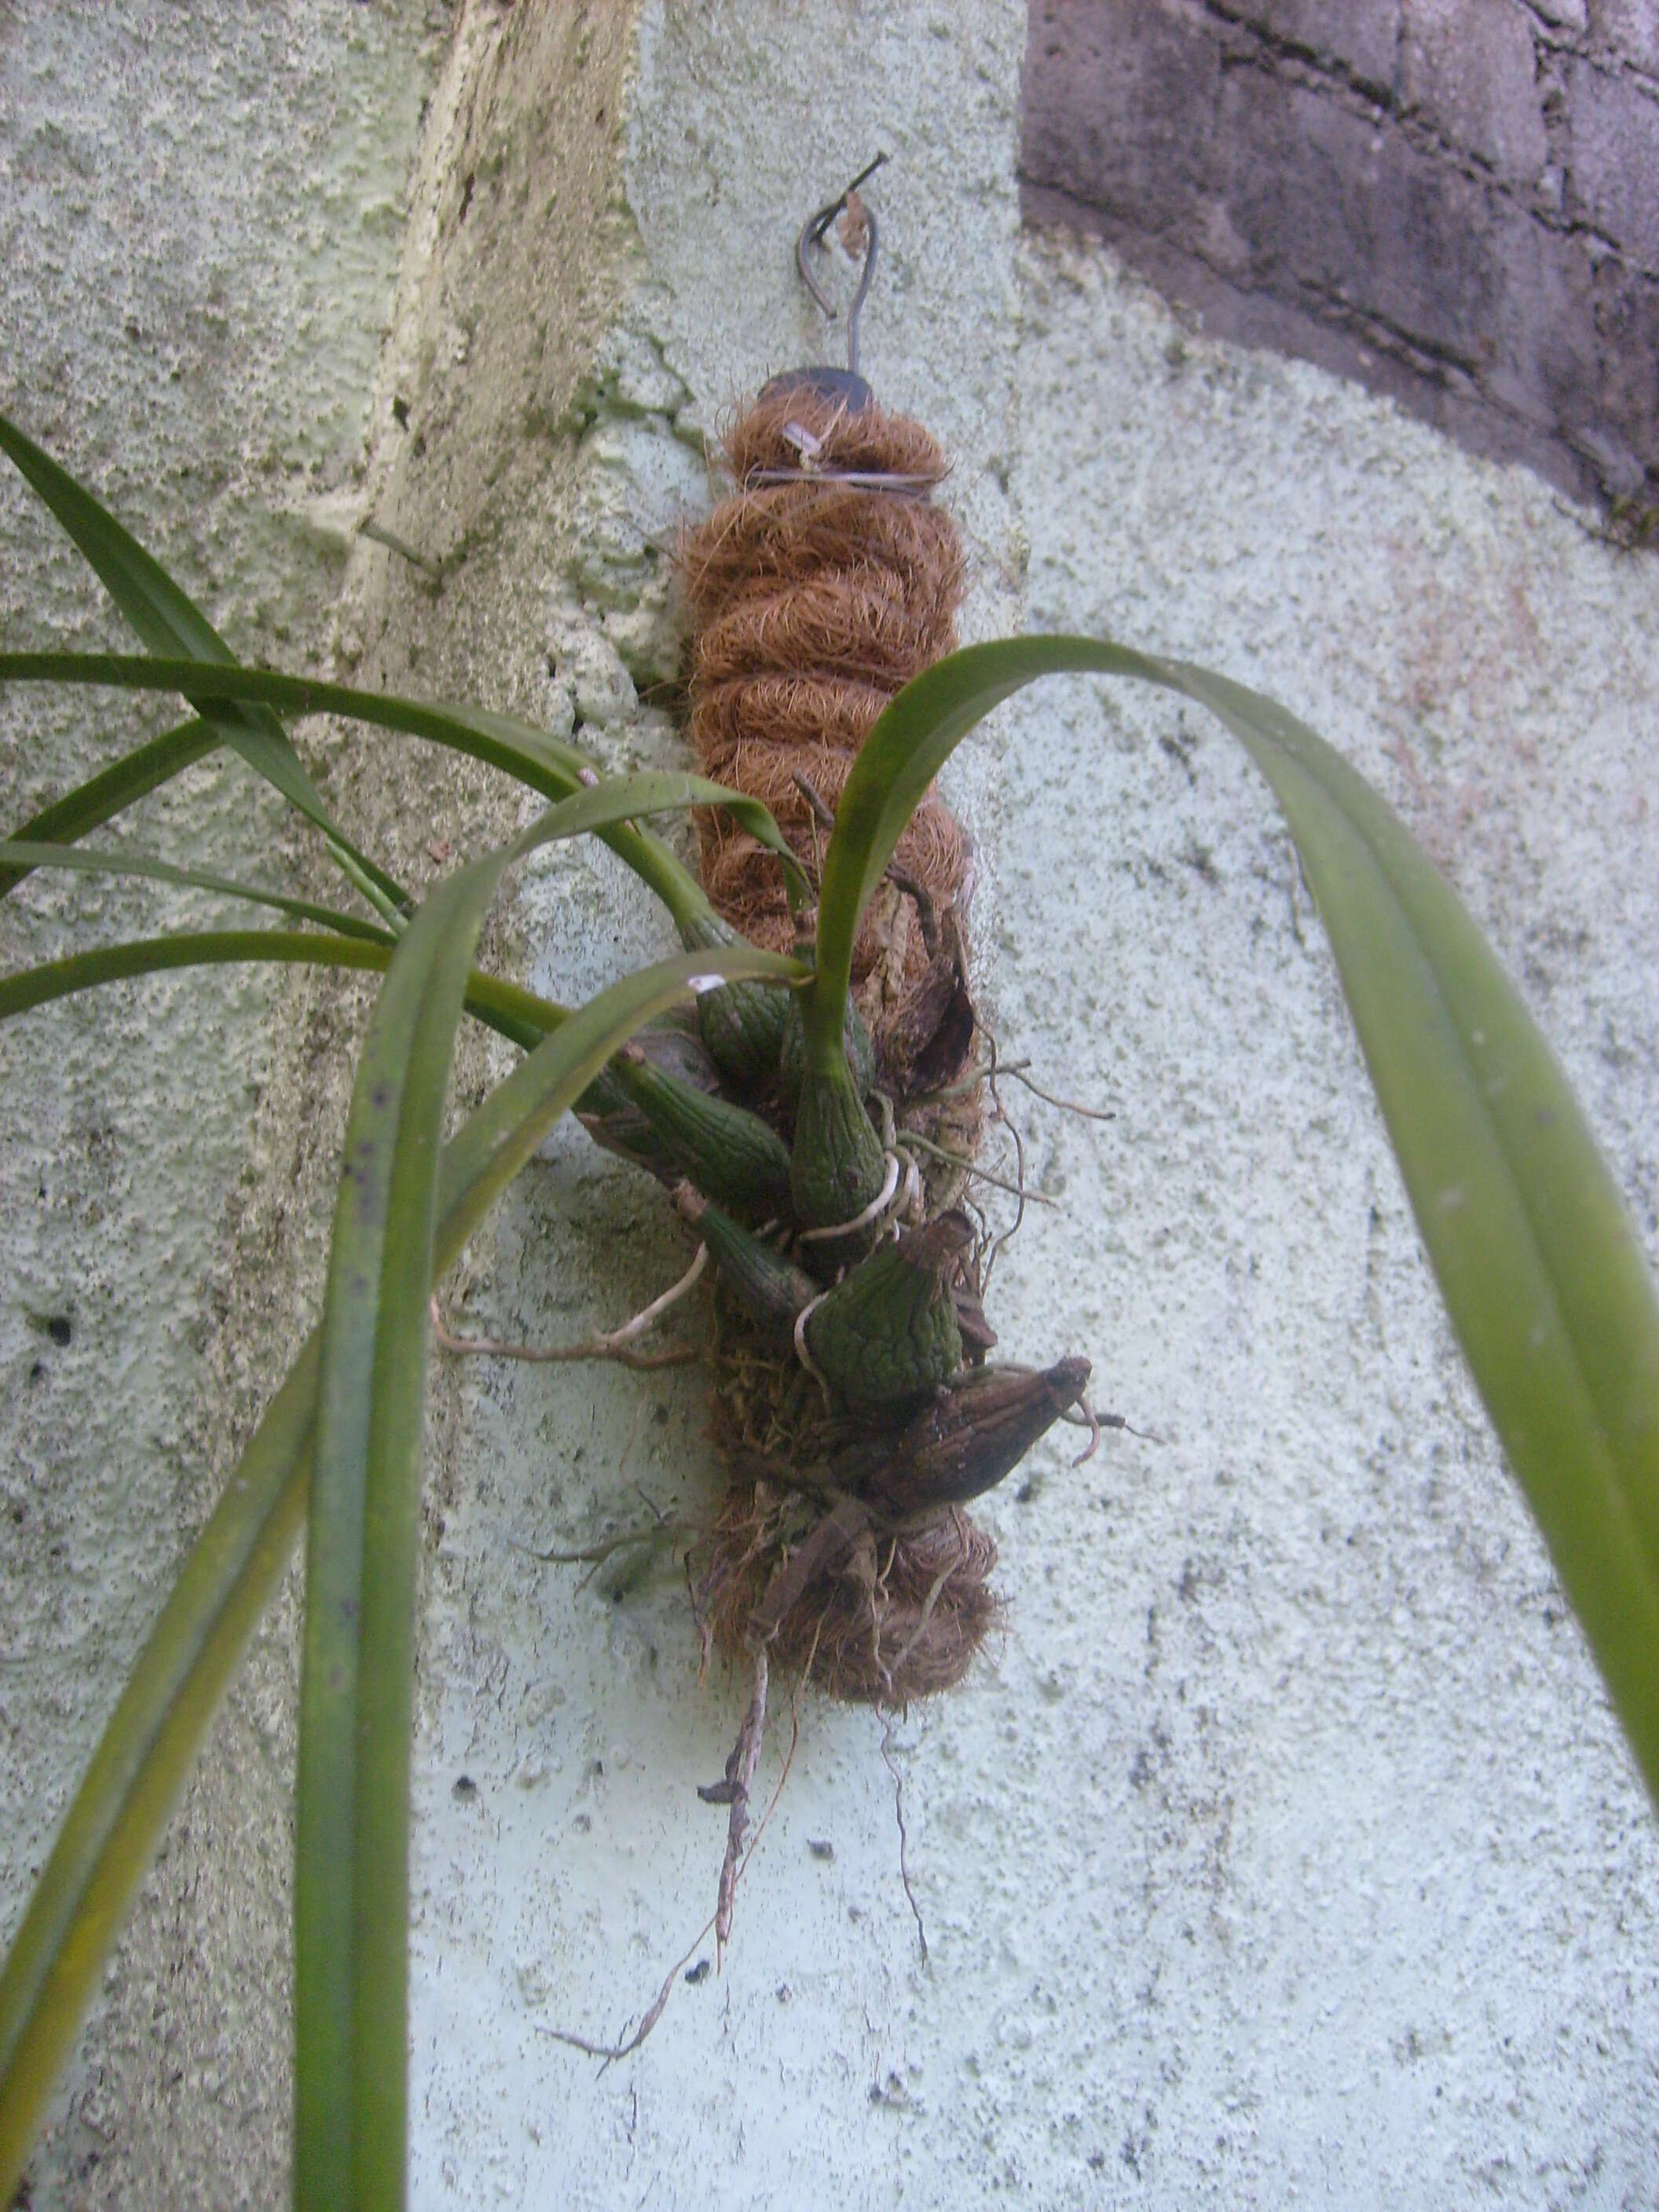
left=690, top=564, right=953, bottom=691
left=695, top=782, right=965, bottom=985
left=690, top=672, right=893, bottom=761
left=681, top=484, right=961, bottom=632
left=700, top=738, right=964, bottom=893
left=699, top=1481, right=1000, bottom=1705
left=680, top=387, right=971, bottom=1049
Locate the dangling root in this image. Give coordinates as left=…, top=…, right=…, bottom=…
left=429, top=1247, right=708, bottom=1372
left=899, top=1129, right=1057, bottom=1209
left=541, top=1645, right=807, bottom=2064
left=881, top=1726, right=928, bottom=1964
left=698, top=1644, right=771, bottom=1951
left=538, top=1924, right=712, bottom=2065
left=512, top=1517, right=698, bottom=1593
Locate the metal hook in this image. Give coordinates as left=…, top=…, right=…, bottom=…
left=796, top=153, right=888, bottom=378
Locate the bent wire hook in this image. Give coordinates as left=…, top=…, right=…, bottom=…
left=796, top=153, right=888, bottom=379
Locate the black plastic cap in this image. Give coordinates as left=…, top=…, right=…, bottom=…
left=756, top=366, right=874, bottom=412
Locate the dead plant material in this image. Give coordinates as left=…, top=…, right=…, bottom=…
left=881, top=1727, right=928, bottom=1963
left=699, top=1644, right=771, bottom=1949
left=679, top=389, right=971, bottom=1075
left=429, top=1296, right=699, bottom=1373
left=698, top=1480, right=1001, bottom=1705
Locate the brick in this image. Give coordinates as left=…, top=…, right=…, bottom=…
left=1024, top=0, right=1228, bottom=240
left=1532, top=0, right=1589, bottom=31
left=1587, top=261, right=1659, bottom=475
left=1561, top=56, right=1659, bottom=265
left=1219, top=2, right=1404, bottom=98
left=1020, top=0, right=1659, bottom=504
left=1587, top=0, right=1659, bottom=75
left=1401, top=0, right=1551, bottom=181
left=1227, top=75, right=1502, bottom=357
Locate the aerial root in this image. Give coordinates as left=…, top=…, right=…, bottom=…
left=429, top=1245, right=707, bottom=1372
left=700, top=1644, right=771, bottom=1953
left=540, top=1646, right=805, bottom=2065
left=881, top=1724, right=929, bottom=1965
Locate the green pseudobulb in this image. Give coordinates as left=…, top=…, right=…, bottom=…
left=789, top=1047, right=888, bottom=1229
left=804, top=1211, right=970, bottom=1413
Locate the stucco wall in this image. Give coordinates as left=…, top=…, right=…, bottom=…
left=3, top=3, right=1657, bottom=2207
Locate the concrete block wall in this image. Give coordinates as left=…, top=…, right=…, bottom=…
left=1023, top=0, right=1659, bottom=514
left=3, top=2, right=1657, bottom=2204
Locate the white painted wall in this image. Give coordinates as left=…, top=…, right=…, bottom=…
left=4, top=3, right=1657, bottom=2206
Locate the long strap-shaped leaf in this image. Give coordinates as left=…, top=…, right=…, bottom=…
left=0, top=1340, right=318, bottom=2203
left=0, top=719, right=218, bottom=899
left=0, top=405, right=712, bottom=927
left=0, top=932, right=799, bottom=2206
left=0, top=929, right=558, bottom=1053
left=0, top=760, right=797, bottom=1046
left=0, top=841, right=397, bottom=942
left=0, top=419, right=798, bottom=950
left=0, top=412, right=407, bottom=917
left=814, top=635, right=1659, bottom=1801
left=288, top=782, right=801, bottom=2210
left=0, top=650, right=806, bottom=929
left=294, top=828, right=508, bottom=2209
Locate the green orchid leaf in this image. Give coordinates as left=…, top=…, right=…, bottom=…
left=0, top=1342, right=320, bottom=2207
left=294, top=821, right=518, bottom=2209
left=0, top=928, right=558, bottom=1054
left=0, top=718, right=218, bottom=900
left=0, top=757, right=797, bottom=1048
left=815, top=634, right=1659, bottom=1801
left=0, top=840, right=396, bottom=942
left=0, top=393, right=716, bottom=930
left=0, top=650, right=808, bottom=929
left=0, top=411, right=407, bottom=917
left=0, top=930, right=800, bottom=2208
left=0, top=929, right=397, bottom=1023
left=284, top=782, right=801, bottom=2209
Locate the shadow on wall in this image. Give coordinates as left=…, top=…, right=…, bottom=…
left=1020, top=0, right=1659, bottom=531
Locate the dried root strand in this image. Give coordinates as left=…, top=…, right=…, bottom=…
left=541, top=1644, right=808, bottom=2064
left=881, top=1726, right=929, bottom=1963
left=698, top=1644, right=771, bottom=1950
left=428, top=1247, right=707, bottom=1372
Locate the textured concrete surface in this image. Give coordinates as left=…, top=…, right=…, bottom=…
left=3, top=2, right=1658, bottom=2207
left=1022, top=0, right=1659, bottom=517
left=0, top=5, right=454, bottom=2205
